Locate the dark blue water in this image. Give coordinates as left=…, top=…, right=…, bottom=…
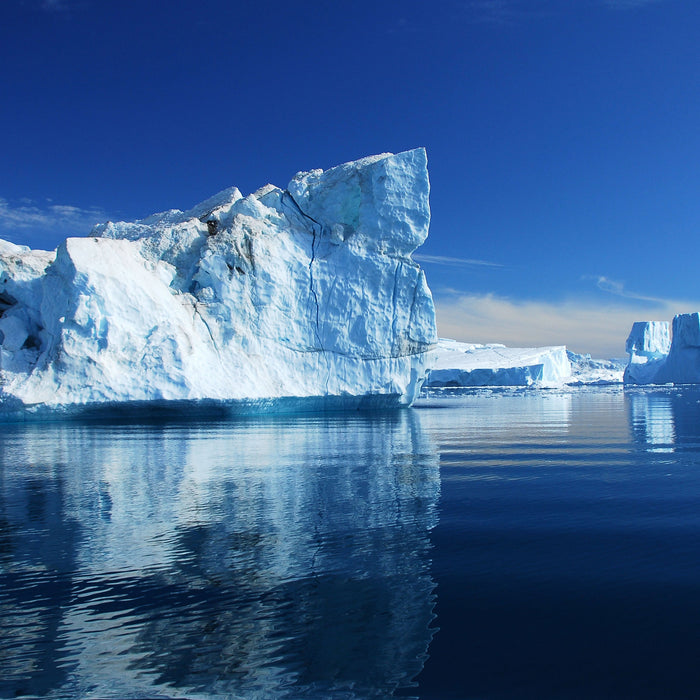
left=2, top=387, right=700, bottom=699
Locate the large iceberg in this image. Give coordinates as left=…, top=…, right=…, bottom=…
left=624, top=313, right=700, bottom=384
left=0, top=149, right=437, bottom=419
left=425, top=338, right=572, bottom=387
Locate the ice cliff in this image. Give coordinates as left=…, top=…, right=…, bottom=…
left=623, top=320, right=671, bottom=384
left=625, top=313, right=700, bottom=384
left=0, top=149, right=437, bottom=418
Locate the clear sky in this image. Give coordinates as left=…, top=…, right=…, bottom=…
left=2, top=0, right=699, bottom=357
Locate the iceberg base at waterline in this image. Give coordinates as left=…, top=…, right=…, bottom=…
left=0, top=394, right=413, bottom=423
left=0, top=149, right=437, bottom=420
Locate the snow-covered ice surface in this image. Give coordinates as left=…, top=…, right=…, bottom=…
left=0, top=149, right=437, bottom=420
left=425, top=338, right=572, bottom=388
left=625, top=313, right=700, bottom=384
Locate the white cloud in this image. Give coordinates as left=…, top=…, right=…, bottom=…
left=413, top=253, right=503, bottom=268
left=434, top=292, right=700, bottom=358
left=0, top=198, right=108, bottom=244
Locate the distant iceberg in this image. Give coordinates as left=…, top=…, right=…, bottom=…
left=565, top=351, right=625, bottom=386
left=624, top=313, right=700, bottom=384
left=425, top=339, right=572, bottom=387
left=424, top=339, right=625, bottom=388
left=0, top=150, right=437, bottom=419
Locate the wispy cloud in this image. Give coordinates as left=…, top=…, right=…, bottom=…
left=593, top=275, right=670, bottom=304
left=465, top=0, right=512, bottom=22
left=391, top=0, right=667, bottom=33
left=460, top=0, right=667, bottom=23
left=414, top=253, right=503, bottom=268
left=40, top=0, right=69, bottom=10
left=37, top=0, right=87, bottom=12
left=460, top=0, right=553, bottom=24
left=434, top=291, right=699, bottom=358
left=601, top=0, right=665, bottom=9
left=0, top=198, right=108, bottom=248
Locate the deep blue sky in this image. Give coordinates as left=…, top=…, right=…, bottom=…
left=2, top=0, right=699, bottom=355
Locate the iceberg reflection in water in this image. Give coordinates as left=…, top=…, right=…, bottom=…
left=0, top=412, right=439, bottom=699
left=628, top=389, right=677, bottom=453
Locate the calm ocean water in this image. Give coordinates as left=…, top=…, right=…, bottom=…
left=2, top=386, right=700, bottom=699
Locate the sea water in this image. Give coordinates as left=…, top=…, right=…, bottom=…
left=2, top=386, right=700, bottom=699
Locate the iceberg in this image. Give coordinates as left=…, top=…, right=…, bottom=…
left=623, top=320, right=671, bottom=384
left=425, top=338, right=572, bottom=387
left=624, top=313, right=700, bottom=384
left=0, top=149, right=437, bottom=419
left=566, top=351, right=625, bottom=386
left=424, top=340, right=624, bottom=388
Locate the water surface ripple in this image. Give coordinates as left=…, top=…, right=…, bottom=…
left=3, top=387, right=700, bottom=698
left=415, top=387, right=700, bottom=699
left=1, top=412, right=439, bottom=699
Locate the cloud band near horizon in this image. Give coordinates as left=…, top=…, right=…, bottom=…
left=434, top=292, right=700, bottom=358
